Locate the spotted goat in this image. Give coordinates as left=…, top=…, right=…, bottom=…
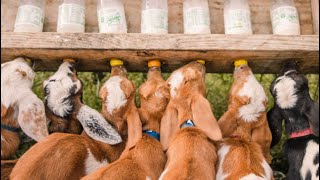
left=1, top=57, right=48, bottom=160
left=10, top=59, right=140, bottom=180
left=268, top=61, right=319, bottom=180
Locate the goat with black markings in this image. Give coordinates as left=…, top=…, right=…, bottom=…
left=11, top=59, right=140, bottom=180
left=268, top=61, right=319, bottom=180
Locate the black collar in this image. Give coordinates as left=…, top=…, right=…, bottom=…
left=1, top=123, right=21, bottom=133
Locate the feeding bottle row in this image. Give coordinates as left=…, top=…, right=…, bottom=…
left=14, top=0, right=301, bottom=35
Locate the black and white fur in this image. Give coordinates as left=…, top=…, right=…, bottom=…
left=268, top=61, right=319, bottom=180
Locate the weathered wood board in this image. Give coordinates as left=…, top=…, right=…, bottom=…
left=1, top=32, right=318, bottom=73
left=1, top=0, right=316, bottom=34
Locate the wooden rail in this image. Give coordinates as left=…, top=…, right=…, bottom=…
left=1, top=32, right=319, bottom=73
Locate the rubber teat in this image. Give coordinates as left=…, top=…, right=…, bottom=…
left=110, top=58, right=124, bottom=67
left=63, top=59, right=76, bottom=63
left=234, top=59, right=248, bottom=67
left=197, top=60, right=205, bottom=65
left=148, top=60, right=161, bottom=68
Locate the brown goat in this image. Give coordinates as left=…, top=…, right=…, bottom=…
left=216, top=60, right=273, bottom=180
left=82, top=60, right=170, bottom=180
left=159, top=61, right=222, bottom=180
left=1, top=57, right=48, bottom=160
left=10, top=59, right=140, bottom=180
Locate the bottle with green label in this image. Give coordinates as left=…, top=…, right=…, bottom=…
left=57, top=0, right=85, bottom=33
left=141, top=0, right=168, bottom=34
left=270, top=0, right=300, bottom=35
left=183, top=0, right=211, bottom=34
left=224, top=0, right=253, bottom=34
left=97, top=0, right=127, bottom=33
left=14, top=0, right=45, bottom=32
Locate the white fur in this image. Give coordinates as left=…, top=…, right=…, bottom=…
left=159, top=168, right=168, bottom=180
left=103, top=76, right=127, bottom=115
left=146, top=176, right=151, bottom=180
left=300, top=140, right=319, bottom=180
left=168, top=71, right=184, bottom=98
left=85, top=149, right=109, bottom=175
left=238, top=73, right=267, bottom=122
left=1, top=135, right=6, bottom=143
left=77, top=105, right=122, bottom=145
left=44, top=62, right=81, bottom=117
left=216, top=145, right=230, bottom=180
left=1, top=58, right=35, bottom=109
left=155, top=90, right=163, bottom=98
left=240, top=173, right=266, bottom=180
left=261, top=159, right=273, bottom=180
left=273, top=76, right=298, bottom=109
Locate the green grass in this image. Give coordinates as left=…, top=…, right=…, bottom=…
left=14, top=72, right=319, bottom=178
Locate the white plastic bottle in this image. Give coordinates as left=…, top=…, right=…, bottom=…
left=270, top=0, right=301, bottom=35
left=97, top=0, right=127, bottom=33
left=141, top=0, right=168, bottom=34
left=57, top=0, right=85, bottom=33
left=224, top=0, right=252, bottom=34
left=183, top=0, right=211, bottom=34
left=14, top=0, right=45, bottom=32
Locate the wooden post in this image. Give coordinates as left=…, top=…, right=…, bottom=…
left=311, top=0, right=319, bottom=34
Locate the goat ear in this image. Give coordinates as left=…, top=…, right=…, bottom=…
left=267, top=105, right=283, bottom=147
left=305, top=102, right=319, bottom=137
left=77, top=105, right=122, bottom=145
left=125, top=104, right=142, bottom=149
left=191, top=95, right=222, bottom=141
left=160, top=101, right=178, bottom=151
left=18, top=94, right=49, bottom=141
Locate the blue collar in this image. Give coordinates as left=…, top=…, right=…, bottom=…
left=1, top=123, right=21, bottom=133
left=143, top=130, right=160, bottom=141
left=180, top=119, right=195, bottom=129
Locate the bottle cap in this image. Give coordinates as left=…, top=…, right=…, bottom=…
left=110, top=58, right=124, bottom=67
left=63, top=59, right=76, bottom=63
left=234, top=59, right=248, bottom=67
left=148, top=60, right=161, bottom=68
left=197, top=60, right=205, bottom=65
left=25, top=58, right=33, bottom=66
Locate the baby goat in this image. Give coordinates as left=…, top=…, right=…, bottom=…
left=216, top=60, right=273, bottom=180
left=10, top=59, right=139, bottom=180
left=82, top=60, right=169, bottom=180
left=1, top=57, right=48, bottom=160
left=159, top=60, right=222, bottom=180
left=268, top=61, right=319, bottom=180
left=43, top=59, right=83, bottom=134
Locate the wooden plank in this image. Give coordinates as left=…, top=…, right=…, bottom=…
left=311, top=0, right=319, bottom=34
left=1, top=32, right=318, bottom=73
left=1, top=0, right=314, bottom=35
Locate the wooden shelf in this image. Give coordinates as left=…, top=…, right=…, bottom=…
left=1, top=32, right=319, bottom=73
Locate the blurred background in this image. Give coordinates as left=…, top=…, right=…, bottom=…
left=13, top=72, right=319, bottom=180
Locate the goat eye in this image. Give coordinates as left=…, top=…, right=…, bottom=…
left=67, top=72, right=73, bottom=77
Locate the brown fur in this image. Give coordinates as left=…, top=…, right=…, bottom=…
left=10, top=65, right=138, bottom=180
left=1, top=106, right=20, bottom=160
left=82, top=66, right=169, bottom=180
left=218, top=65, right=272, bottom=163
left=216, top=138, right=272, bottom=180
left=1, top=160, right=18, bottom=180
left=160, top=61, right=222, bottom=180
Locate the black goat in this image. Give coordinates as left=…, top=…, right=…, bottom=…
left=268, top=61, right=319, bottom=180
